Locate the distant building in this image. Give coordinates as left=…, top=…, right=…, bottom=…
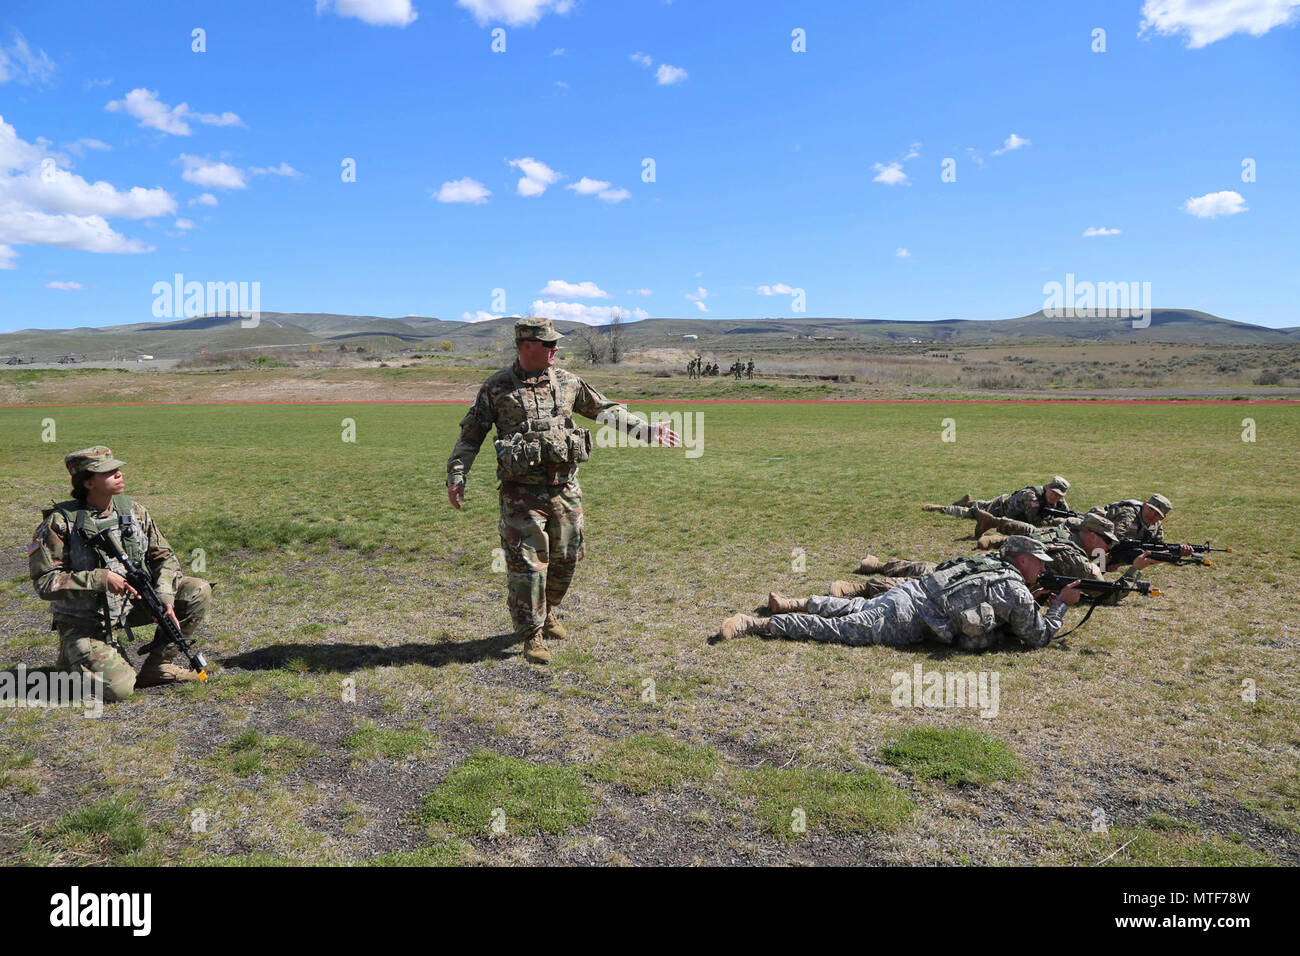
left=681, top=334, right=698, bottom=340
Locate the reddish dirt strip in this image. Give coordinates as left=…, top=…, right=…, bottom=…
left=3, top=399, right=1297, bottom=409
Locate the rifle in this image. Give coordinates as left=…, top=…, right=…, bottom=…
left=1109, top=539, right=1233, bottom=567
left=92, top=517, right=209, bottom=681
left=1037, top=504, right=1082, bottom=523
left=1036, top=572, right=1160, bottom=640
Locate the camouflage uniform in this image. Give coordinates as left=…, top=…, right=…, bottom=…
left=769, top=551, right=1069, bottom=651
left=938, top=476, right=1071, bottom=525
left=1087, top=494, right=1170, bottom=545
left=448, top=318, right=652, bottom=640
left=853, top=515, right=1143, bottom=606
left=28, top=448, right=211, bottom=701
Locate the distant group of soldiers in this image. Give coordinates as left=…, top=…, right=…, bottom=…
left=716, top=475, right=1213, bottom=653
left=686, top=357, right=755, bottom=379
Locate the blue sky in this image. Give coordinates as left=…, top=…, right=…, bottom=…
left=1, top=0, right=1297, bottom=333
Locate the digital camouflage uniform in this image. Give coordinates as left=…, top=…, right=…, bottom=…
left=28, top=449, right=211, bottom=701
left=849, top=514, right=1143, bottom=606
left=768, top=552, right=1069, bottom=651
left=448, top=319, right=651, bottom=641
left=937, top=477, right=1071, bottom=525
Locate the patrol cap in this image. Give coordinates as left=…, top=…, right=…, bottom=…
left=64, top=445, right=125, bottom=476
left=1145, top=493, right=1172, bottom=517
left=1002, top=535, right=1052, bottom=562
left=1046, top=475, right=1070, bottom=493
left=514, top=316, right=563, bottom=344
left=1077, top=513, right=1119, bottom=544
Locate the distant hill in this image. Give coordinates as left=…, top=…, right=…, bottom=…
left=1, top=309, right=1294, bottom=362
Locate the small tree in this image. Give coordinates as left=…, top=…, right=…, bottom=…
left=571, top=324, right=608, bottom=364
left=606, top=310, right=624, bottom=364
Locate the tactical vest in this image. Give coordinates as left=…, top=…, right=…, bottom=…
left=923, top=554, right=1020, bottom=639
left=43, top=494, right=144, bottom=625
left=493, top=367, right=592, bottom=482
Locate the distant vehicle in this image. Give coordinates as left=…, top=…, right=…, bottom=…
left=5, top=355, right=31, bottom=365
left=682, top=334, right=698, bottom=340
left=138, top=354, right=155, bottom=361
left=57, top=353, right=82, bottom=364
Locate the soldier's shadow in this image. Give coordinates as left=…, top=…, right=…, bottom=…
left=221, top=632, right=521, bottom=673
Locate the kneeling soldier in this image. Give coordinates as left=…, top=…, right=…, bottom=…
left=28, top=446, right=211, bottom=701
left=716, top=536, right=1082, bottom=652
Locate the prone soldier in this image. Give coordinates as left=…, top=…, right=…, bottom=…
left=922, top=476, right=1072, bottom=537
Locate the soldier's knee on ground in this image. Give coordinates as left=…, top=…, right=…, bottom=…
left=64, top=636, right=136, bottom=702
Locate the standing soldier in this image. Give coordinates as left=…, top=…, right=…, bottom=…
left=746, top=360, right=754, bottom=379
left=448, top=317, right=681, bottom=664
left=28, top=446, right=211, bottom=701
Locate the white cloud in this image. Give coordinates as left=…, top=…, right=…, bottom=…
left=992, top=133, right=1031, bottom=155
left=626, top=288, right=652, bottom=296
left=106, top=89, right=244, bottom=136
left=540, top=279, right=610, bottom=298
left=0, top=244, right=16, bottom=268
left=460, top=310, right=499, bottom=322
left=175, top=218, right=195, bottom=230
left=656, top=64, right=688, bottom=85
left=508, top=156, right=561, bottom=196
left=0, top=117, right=49, bottom=171
left=456, top=0, right=574, bottom=26
left=316, top=0, right=418, bottom=27
left=64, top=138, right=112, bottom=156
left=1139, top=0, right=1300, bottom=48
left=434, top=177, right=491, bottom=204
left=630, top=52, right=653, bottom=67
left=757, top=283, right=796, bottom=296
left=552, top=48, right=565, bottom=56
left=180, top=154, right=248, bottom=190
left=189, top=193, right=218, bottom=207
left=6, top=166, right=175, bottom=219
left=1082, top=226, right=1122, bottom=237
left=250, top=162, right=301, bottom=177
left=531, top=300, right=648, bottom=325
left=46, top=280, right=84, bottom=290
left=566, top=177, right=629, bottom=203
left=966, top=147, right=985, bottom=167
left=896, top=248, right=911, bottom=258
left=903, top=142, right=921, bottom=160
left=1183, top=190, right=1248, bottom=218
left=0, top=32, right=56, bottom=86
left=684, top=287, right=710, bottom=312
left=872, top=162, right=909, bottom=186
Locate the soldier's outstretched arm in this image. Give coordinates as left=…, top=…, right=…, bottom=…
left=447, top=384, right=496, bottom=506
left=574, top=379, right=680, bottom=446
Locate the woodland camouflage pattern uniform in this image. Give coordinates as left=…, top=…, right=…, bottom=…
left=845, top=514, right=1143, bottom=606
left=937, top=476, right=1071, bottom=524
left=1088, top=494, right=1171, bottom=544
left=767, top=537, right=1069, bottom=651
left=27, top=446, right=211, bottom=701
left=448, top=317, right=653, bottom=648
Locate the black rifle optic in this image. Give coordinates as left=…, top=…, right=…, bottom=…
left=1109, top=539, right=1233, bottom=567
left=1038, top=504, right=1083, bottom=523
left=92, top=516, right=209, bottom=681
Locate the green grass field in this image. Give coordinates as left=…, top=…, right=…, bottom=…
left=1, top=399, right=1296, bottom=865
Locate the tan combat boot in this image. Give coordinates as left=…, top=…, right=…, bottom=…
left=952, top=494, right=973, bottom=507
left=523, top=632, right=552, bottom=664
left=975, top=533, right=1008, bottom=551
left=135, top=655, right=202, bottom=688
left=855, top=554, right=884, bottom=574
left=543, top=608, right=567, bottom=641
left=972, top=508, right=1000, bottom=537
left=920, top=503, right=945, bottom=512
left=768, top=592, right=808, bottom=614
left=831, top=579, right=873, bottom=598
left=716, top=613, right=769, bottom=641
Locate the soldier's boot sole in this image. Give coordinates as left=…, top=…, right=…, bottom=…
left=855, top=554, right=884, bottom=574
left=975, top=533, right=1008, bottom=551
left=767, top=592, right=808, bottom=614
left=135, top=660, right=202, bottom=688
left=920, top=503, right=945, bottom=513
left=831, top=579, right=874, bottom=599
left=716, top=613, right=769, bottom=641
left=973, top=509, right=1000, bottom=537
left=952, top=494, right=974, bottom=507
left=523, top=635, right=552, bottom=664
left=543, top=609, right=567, bottom=641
